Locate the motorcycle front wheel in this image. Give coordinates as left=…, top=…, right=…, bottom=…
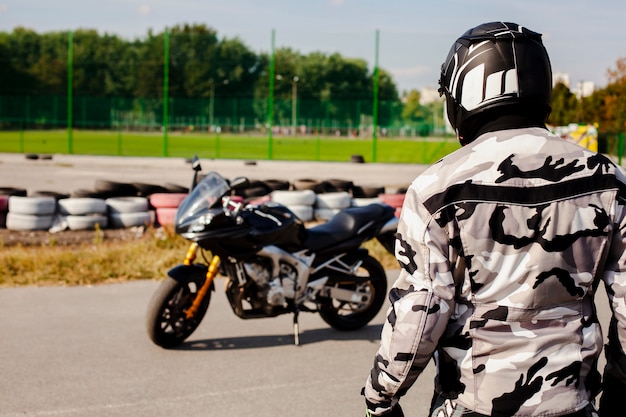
left=318, top=254, right=387, bottom=331
left=146, top=277, right=212, bottom=348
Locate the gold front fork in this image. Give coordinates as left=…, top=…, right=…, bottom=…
left=183, top=243, right=221, bottom=319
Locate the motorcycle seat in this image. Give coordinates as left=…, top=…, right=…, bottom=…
left=303, top=203, right=395, bottom=252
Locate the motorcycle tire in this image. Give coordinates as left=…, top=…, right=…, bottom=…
left=146, top=277, right=212, bottom=348
left=318, top=255, right=387, bottom=331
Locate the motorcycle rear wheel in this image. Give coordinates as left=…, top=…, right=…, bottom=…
left=318, top=255, right=387, bottom=331
left=146, top=277, right=212, bottom=348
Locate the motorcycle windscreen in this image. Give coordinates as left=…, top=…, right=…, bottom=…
left=175, top=172, right=230, bottom=231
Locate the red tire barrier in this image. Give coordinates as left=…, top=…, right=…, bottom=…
left=149, top=193, right=188, bottom=209
left=155, top=207, right=178, bottom=226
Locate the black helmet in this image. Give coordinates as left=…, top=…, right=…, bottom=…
left=438, top=22, right=552, bottom=144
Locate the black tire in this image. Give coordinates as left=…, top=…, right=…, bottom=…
left=318, top=255, right=387, bottom=331
left=325, top=178, right=354, bottom=193
left=146, top=277, right=212, bottom=348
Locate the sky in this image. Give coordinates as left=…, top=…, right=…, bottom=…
left=1, top=0, right=625, bottom=94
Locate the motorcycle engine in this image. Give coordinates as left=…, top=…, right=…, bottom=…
left=278, top=262, right=297, bottom=299
left=243, top=260, right=270, bottom=286
left=242, top=258, right=298, bottom=307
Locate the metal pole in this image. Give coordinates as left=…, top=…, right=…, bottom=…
left=163, top=28, right=170, bottom=157
left=268, top=29, right=275, bottom=159
left=372, top=29, right=379, bottom=162
left=292, top=76, right=298, bottom=135
left=67, top=31, right=73, bottom=154
left=209, top=82, right=214, bottom=129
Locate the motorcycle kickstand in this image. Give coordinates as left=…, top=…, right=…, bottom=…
left=293, top=308, right=300, bottom=346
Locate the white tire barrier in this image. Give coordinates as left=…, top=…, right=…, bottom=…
left=65, top=214, right=109, bottom=230
left=106, top=197, right=149, bottom=214
left=271, top=190, right=316, bottom=206
left=314, top=208, right=342, bottom=221
left=58, top=198, right=107, bottom=215
left=351, top=197, right=383, bottom=207
left=6, top=212, right=55, bottom=230
left=314, top=192, right=352, bottom=209
left=109, top=211, right=153, bottom=229
left=287, top=205, right=314, bottom=222
left=8, top=196, right=56, bottom=215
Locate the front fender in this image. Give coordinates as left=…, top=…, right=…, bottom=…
left=167, top=264, right=215, bottom=291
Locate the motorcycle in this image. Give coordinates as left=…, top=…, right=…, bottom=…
left=146, top=156, right=398, bottom=348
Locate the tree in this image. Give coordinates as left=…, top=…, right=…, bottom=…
left=401, top=89, right=426, bottom=123
left=604, top=57, right=626, bottom=133
left=0, top=31, right=35, bottom=94
left=548, top=82, right=579, bottom=126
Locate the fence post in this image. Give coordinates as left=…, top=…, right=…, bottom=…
left=162, top=28, right=170, bottom=157
left=67, top=31, right=73, bottom=154
left=19, top=119, right=24, bottom=153
left=372, top=29, right=379, bottom=162
left=268, top=29, right=275, bottom=160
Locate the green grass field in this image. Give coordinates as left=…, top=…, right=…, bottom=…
left=0, top=129, right=460, bottom=164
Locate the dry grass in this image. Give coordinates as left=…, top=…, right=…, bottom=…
left=0, top=228, right=397, bottom=287
left=0, top=228, right=188, bottom=287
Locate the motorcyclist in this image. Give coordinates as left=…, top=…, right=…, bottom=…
left=363, top=21, right=626, bottom=416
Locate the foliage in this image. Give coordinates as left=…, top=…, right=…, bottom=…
left=4, top=25, right=626, bottom=138
left=401, top=90, right=426, bottom=122
left=0, top=24, right=401, bottom=128
left=547, top=82, right=579, bottom=126
left=548, top=57, right=626, bottom=136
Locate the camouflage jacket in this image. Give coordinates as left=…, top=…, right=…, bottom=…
left=364, top=127, right=626, bottom=416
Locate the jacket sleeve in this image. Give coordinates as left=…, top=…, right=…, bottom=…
left=363, top=183, right=457, bottom=416
left=600, top=197, right=626, bottom=413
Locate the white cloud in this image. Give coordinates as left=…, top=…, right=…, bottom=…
left=328, top=0, right=346, bottom=6
left=137, top=4, right=152, bottom=16
left=0, top=4, right=8, bottom=13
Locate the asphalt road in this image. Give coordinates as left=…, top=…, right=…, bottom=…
left=0, top=274, right=613, bottom=417
left=0, top=152, right=427, bottom=196
left=0, top=273, right=436, bottom=417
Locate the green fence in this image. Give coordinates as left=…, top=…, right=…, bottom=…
left=0, top=95, right=419, bottom=134
left=0, top=27, right=453, bottom=162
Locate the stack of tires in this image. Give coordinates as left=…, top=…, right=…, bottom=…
left=106, top=197, right=152, bottom=229
left=57, top=197, right=108, bottom=230
left=351, top=185, right=385, bottom=207
left=234, top=178, right=290, bottom=206
left=270, top=189, right=316, bottom=222
left=149, top=193, right=188, bottom=226
left=6, top=195, right=57, bottom=231
left=314, top=192, right=352, bottom=221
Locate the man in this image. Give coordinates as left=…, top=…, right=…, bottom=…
left=363, top=21, right=626, bottom=416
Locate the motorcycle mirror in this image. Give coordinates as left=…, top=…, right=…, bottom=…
left=229, top=176, right=250, bottom=190
left=191, top=155, right=202, bottom=172
left=190, top=155, right=202, bottom=191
